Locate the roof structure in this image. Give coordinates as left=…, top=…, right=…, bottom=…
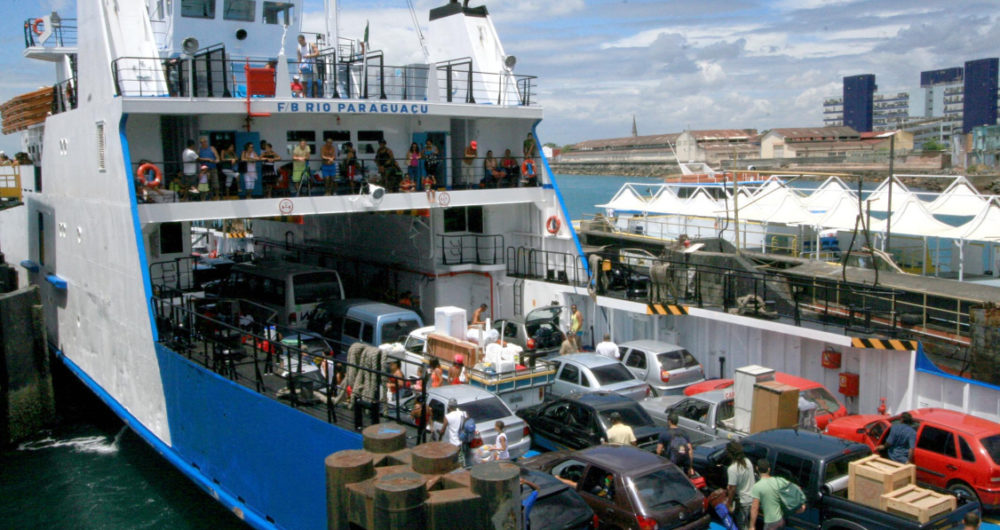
left=679, top=189, right=724, bottom=216
left=817, top=195, right=864, bottom=231
left=940, top=198, right=1000, bottom=241
left=802, top=176, right=857, bottom=213
left=926, top=176, right=989, bottom=216
left=646, top=187, right=685, bottom=213
left=569, top=133, right=680, bottom=151
left=870, top=195, right=955, bottom=237
left=597, top=185, right=650, bottom=212
left=865, top=177, right=917, bottom=212
left=766, top=126, right=859, bottom=142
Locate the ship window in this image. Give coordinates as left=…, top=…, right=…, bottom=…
left=160, top=223, right=184, bottom=255
left=181, top=0, right=216, bottom=18
left=322, top=131, right=351, bottom=143
left=286, top=130, right=316, bottom=159
left=357, top=130, right=385, bottom=160
left=263, top=2, right=293, bottom=25
left=223, top=0, right=255, bottom=21
left=442, top=206, right=483, bottom=233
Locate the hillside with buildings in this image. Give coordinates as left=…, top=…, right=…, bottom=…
left=551, top=57, right=1000, bottom=185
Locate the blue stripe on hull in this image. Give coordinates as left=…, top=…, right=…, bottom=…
left=57, top=345, right=365, bottom=529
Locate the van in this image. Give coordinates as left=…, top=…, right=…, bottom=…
left=307, top=298, right=423, bottom=355
left=213, top=261, right=345, bottom=327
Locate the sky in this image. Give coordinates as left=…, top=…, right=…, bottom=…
left=2, top=0, right=1000, bottom=155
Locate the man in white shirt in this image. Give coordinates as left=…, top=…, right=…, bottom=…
left=181, top=140, right=199, bottom=197
left=604, top=412, right=636, bottom=445
left=595, top=334, right=619, bottom=360
left=440, top=398, right=469, bottom=467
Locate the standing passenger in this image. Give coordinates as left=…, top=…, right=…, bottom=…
left=261, top=142, right=279, bottom=198
left=422, top=139, right=439, bottom=190
left=462, top=140, right=477, bottom=188
left=570, top=304, right=584, bottom=350
left=219, top=143, right=238, bottom=197
left=429, top=358, right=444, bottom=387
left=439, top=398, right=470, bottom=467
left=406, top=142, right=421, bottom=183
left=292, top=139, right=311, bottom=196
left=181, top=140, right=199, bottom=199
left=321, top=137, right=339, bottom=195
left=296, top=34, right=318, bottom=97
left=197, top=137, right=221, bottom=200
left=726, top=441, right=756, bottom=530
left=241, top=142, right=260, bottom=197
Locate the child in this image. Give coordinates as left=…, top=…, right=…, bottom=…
left=423, top=173, right=436, bottom=203
left=290, top=75, right=304, bottom=97
left=400, top=173, right=416, bottom=192
left=196, top=165, right=210, bottom=200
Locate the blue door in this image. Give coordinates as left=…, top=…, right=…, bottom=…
left=413, top=132, right=447, bottom=190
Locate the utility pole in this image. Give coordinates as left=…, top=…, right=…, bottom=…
left=886, top=134, right=895, bottom=251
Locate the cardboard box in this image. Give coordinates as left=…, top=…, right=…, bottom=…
left=734, top=365, right=775, bottom=433
left=750, top=381, right=798, bottom=433
left=880, top=484, right=956, bottom=523
left=848, top=455, right=916, bottom=508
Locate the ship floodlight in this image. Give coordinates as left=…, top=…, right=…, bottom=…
left=367, top=184, right=385, bottom=201
left=504, top=55, right=517, bottom=69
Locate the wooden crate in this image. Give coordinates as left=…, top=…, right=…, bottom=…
left=848, top=455, right=915, bottom=508
left=880, top=484, right=956, bottom=523
left=426, top=333, right=478, bottom=366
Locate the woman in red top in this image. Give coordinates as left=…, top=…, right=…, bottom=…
left=429, top=358, right=444, bottom=387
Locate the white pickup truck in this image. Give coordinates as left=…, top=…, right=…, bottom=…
left=388, top=326, right=555, bottom=411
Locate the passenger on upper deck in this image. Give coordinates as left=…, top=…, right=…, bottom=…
left=400, top=173, right=416, bottom=192
left=181, top=140, right=199, bottom=199
left=482, top=150, right=500, bottom=188
left=219, top=144, right=238, bottom=197
left=463, top=141, right=478, bottom=188
left=523, top=133, right=536, bottom=158
left=241, top=143, right=260, bottom=198
left=321, top=138, right=339, bottom=196
left=261, top=142, right=280, bottom=198
left=374, top=139, right=394, bottom=184
left=500, top=149, right=518, bottom=185
left=406, top=143, right=422, bottom=183
left=422, top=139, right=440, bottom=186
left=296, top=34, right=319, bottom=97
left=197, top=137, right=221, bottom=200
left=290, top=75, right=304, bottom=98
left=291, top=139, right=311, bottom=196
left=0, top=151, right=11, bottom=165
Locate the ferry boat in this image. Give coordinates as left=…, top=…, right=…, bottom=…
left=3, top=1, right=1000, bottom=527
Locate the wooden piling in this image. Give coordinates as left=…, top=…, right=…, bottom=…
left=470, top=462, right=522, bottom=530
left=373, top=471, right=427, bottom=530
left=425, top=487, right=483, bottom=529
left=325, top=449, right=375, bottom=530
left=410, top=441, right=459, bottom=475
left=362, top=422, right=408, bottom=454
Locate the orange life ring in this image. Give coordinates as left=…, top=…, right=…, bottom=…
left=136, top=163, right=163, bottom=188
left=32, top=18, right=44, bottom=36
left=546, top=215, right=560, bottom=234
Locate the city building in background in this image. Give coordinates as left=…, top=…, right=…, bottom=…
left=963, top=58, right=999, bottom=134
left=842, top=74, right=876, bottom=133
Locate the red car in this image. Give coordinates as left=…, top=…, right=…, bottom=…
left=683, top=372, right=847, bottom=429
left=824, top=408, right=1000, bottom=510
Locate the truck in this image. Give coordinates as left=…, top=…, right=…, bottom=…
left=387, top=325, right=555, bottom=412
left=693, top=429, right=979, bottom=529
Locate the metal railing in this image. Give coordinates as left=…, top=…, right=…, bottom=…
left=23, top=16, right=76, bottom=48
left=51, top=77, right=77, bottom=115
left=439, top=234, right=504, bottom=265
left=0, top=165, right=21, bottom=201
left=506, top=247, right=590, bottom=287
left=152, top=289, right=429, bottom=431
left=111, top=47, right=537, bottom=106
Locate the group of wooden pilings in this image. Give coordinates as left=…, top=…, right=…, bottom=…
left=326, top=423, right=524, bottom=530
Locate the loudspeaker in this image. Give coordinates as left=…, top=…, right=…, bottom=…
left=182, top=37, right=200, bottom=55
left=504, top=55, right=517, bottom=69
left=366, top=184, right=385, bottom=201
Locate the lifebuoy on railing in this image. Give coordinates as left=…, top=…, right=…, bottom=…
left=136, top=163, right=163, bottom=188
left=32, top=18, right=44, bottom=36
left=546, top=215, right=560, bottom=234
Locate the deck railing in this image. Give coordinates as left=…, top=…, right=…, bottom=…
left=23, top=16, right=76, bottom=48
left=439, top=234, right=505, bottom=265
left=152, top=289, right=429, bottom=433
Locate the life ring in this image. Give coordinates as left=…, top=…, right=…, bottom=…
left=546, top=215, right=560, bottom=234
left=32, top=18, right=44, bottom=36
left=136, top=162, right=162, bottom=188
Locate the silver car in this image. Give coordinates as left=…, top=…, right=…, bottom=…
left=546, top=353, right=649, bottom=401
left=396, top=384, right=532, bottom=460
left=618, top=340, right=705, bottom=396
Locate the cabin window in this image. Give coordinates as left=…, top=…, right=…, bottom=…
left=442, top=206, right=483, bottom=233
left=223, top=0, right=255, bottom=21
left=160, top=223, right=184, bottom=255
left=263, top=2, right=293, bottom=25
left=323, top=130, right=351, bottom=144
left=356, top=130, right=385, bottom=159
left=181, top=0, right=216, bottom=18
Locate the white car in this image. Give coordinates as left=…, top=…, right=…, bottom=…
left=395, top=384, right=532, bottom=461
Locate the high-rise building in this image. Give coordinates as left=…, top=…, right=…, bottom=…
left=843, top=74, right=876, bottom=132
left=963, top=58, right=999, bottom=133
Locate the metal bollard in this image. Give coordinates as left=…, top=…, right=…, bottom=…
left=470, top=462, right=522, bottom=530
left=325, top=449, right=375, bottom=530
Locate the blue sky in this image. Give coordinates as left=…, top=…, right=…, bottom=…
left=2, top=0, right=1000, bottom=156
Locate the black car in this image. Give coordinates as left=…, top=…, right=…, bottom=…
left=520, top=468, right=595, bottom=529
left=492, top=305, right=567, bottom=365
left=518, top=391, right=668, bottom=453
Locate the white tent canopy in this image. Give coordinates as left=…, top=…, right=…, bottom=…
left=818, top=194, right=864, bottom=231
left=939, top=198, right=1000, bottom=241
left=870, top=195, right=954, bottom=237
left=926, top=176, right=989, bottom=217
left=803, top=176, right=857, bottom=213
left=598, top=185, right=651, bottom=212
left=646, top=187, right=686, bottom=213
left=679, top=188, right=724, bottom=216
left=865, top=177, right=917, bottom=212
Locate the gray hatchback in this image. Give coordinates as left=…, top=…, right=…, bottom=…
left=618, top=340, right=705, bottom=396
left=546, top=353, right=650, bottom=401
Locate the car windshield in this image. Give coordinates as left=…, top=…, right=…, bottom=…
left=382, top=319, right=422, bottom=344
left=657, top=349, right=699, bottom=370
left=281, top=336, right=327, bottom=353
left=462, top=397, right=512, bottom=422
left=982, top=435, right=1000, bottom=465
left=598, top=404, right=654, bottom=428
left=801, top=387, right=841, bottom=414
left=631, top=467, right=699, bottom=511
left=527, top=487, right=591, bottom=527
left=591, top=363, right=635, bottom=385
left=403, top=334, right=425, bottom=354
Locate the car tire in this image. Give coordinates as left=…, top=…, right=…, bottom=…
left=948, top=481, right=979, bottom=505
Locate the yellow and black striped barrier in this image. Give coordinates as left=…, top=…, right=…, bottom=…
left=646, top=303, right=688, bottom=316
left=850, top=337, right=919, bottom=351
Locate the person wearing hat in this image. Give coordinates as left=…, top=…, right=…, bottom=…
left=450, top=354, right=467, bottom=385
left=605, top=411, right=636, bottom=446
left=290, top=74, right=304, bottom=97
left=440, top=397, right=470, bottom=466
left=462, top=140, right=478, bottom=188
